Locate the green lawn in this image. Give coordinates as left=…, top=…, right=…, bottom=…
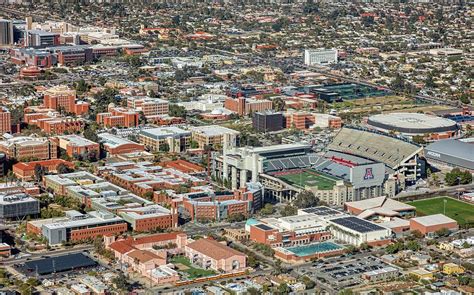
left=407, top=197, right=474, bottom=228
left=276, top=169, right=337, bottom=190
left=170, top=255, right=216, bottom=279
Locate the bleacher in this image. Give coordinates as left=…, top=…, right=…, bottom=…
left=264, top=154, right=327, bottom=172
left=327, top=127, right=422, bottom=169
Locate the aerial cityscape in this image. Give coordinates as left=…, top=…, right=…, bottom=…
left=0, top=0, right=472, bottom=294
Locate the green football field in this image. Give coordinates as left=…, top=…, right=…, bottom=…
left=407, top=197, right=474, bottom=228
left=276, top=169, right=337, bottom=190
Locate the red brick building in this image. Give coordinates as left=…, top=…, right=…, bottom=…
left=224, top=97, right=273, bottom=116
left=0, top=243, right=11, bottom=257
left=249, top=223, right=331, bottom=247
left=0, top=107, right=11, bottom=134
left=160, top=160, right=205, bottom=174
left=409, top=214, right=458, bottom=235
left=27, top=210, right=127, bottom=245
left=179, top=184, right=263, bottom=222
left=13, top=159, right=74, bottom=181
left=0, top=136, right=57, bottom=161
left=42, top=85, right=89, bottom=115
left=54, top=135, right=100, bottom=158
left=97, top=106, right=139, bottom=128
left=98, top=132, right=145, bottom=156
left=118, top=204, right=178, bottom=232
left=284, top=112, right=342, bottom=130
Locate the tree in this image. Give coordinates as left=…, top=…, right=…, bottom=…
left=246, top=287, right=260, bottom=295
left=425, top=73, right=435, bottom=88
left=247, top=254, right=260, bottom=268
left=125, top=55, right=142, bottom=68
left=445, top=168, right=472, bottom=186
left=148, top=90, right=158, bottom=98
left=385, top=241, right=404, bottom=254
left=360, top=242, right=370, bottom=251
left=138, top=111, right=148, bottom=125
left=57, top=163, right=73, bottom=174
left=410, top=230, right=424, bottom=239
left=159, top=142, right=170, bottom=152
left=406, top=240, right=421, bottom=251
left=273, top=97, right=285, bottom=111
left=301, top=276, right=316, bottom=289
left=86, top=150, right=98, bottom=162
left=260, top=203, right=274, bottom=216
left=75, top=79, right=89, bottom=94
left=277, top=283, right=291, bottom=294
left=83, top=123, right=99, bottom=143
left=280, top=204, right=297, bottom=217
left=412, top=135, right=426, bottom=145
left=459, top=93, right=471, bottom=105
left=391, top=74, right=405, bottom=91
left=189, top=140, right=199, bottom=149
left=228, top=213, right=246, bottom=222
left=293, top=191, right=319, bottom=209
left=253, top=243, right=274, bottom=257
left=10, top=107, right=24, bottom=125
left=143, top=191, right=154, bottom=200
left=458, top=276, right=471, bottom=286
left=112, top=272, right=131, bottom=291
left=34, top=164, right=46, bottom=182
left=435, top=228, right=450, bottom=237
left=169, top=104, right=187, bottom=118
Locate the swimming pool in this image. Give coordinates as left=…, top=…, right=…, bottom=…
left=286, top=242, right=343, bottom=257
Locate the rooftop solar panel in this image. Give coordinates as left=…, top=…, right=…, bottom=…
left=255, top=224, right=274, bottom=231
left=302, top=206, right=342, bottom=216
left=331, top=216, right=385, bottom=233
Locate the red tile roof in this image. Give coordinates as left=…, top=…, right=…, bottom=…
left=186, top=238, right=246, bottom=260
left=109, top=232, right=182, bottom=254
left=133, top=232, right=181, bottom=246
left=109, top=240, right=134, bottom=254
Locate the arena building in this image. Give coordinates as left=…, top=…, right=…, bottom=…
left=424, top=139, right=474, bottom=171
left=367, top=113, right=460, bottom=141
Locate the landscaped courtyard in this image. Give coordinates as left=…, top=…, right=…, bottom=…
left=169, top=255, right=217, bottom=279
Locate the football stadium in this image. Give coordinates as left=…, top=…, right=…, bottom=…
left=367, top=113, right=460, bottom=139
left=327, top=127, right=424, bottom=184
left=214, top=142, right=397, bottom=205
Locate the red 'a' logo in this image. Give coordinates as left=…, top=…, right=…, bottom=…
left=364, top=168, right=374, bottom=180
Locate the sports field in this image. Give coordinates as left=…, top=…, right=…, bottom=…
left=275, top=169, right=337, bottom=190
left=407, top=197, right=474, bottom=228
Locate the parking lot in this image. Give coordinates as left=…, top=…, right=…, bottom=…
left=297, top=255, right=391, bottom=289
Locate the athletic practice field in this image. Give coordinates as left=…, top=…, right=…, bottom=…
left=407, top=197, right=474, bottom=228
left=274, top=169, right=338, bottom=190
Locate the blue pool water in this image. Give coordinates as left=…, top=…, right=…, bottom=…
left=286, top=242, right=343, bottom=257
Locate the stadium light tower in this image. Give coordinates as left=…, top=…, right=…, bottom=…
left=444, top=198, right=447, bottom=215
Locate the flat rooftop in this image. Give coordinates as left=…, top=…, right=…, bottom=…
left=190, top=125, right=240, bottom=136
left=411, top=214, right=457, bottom=226
left=139, top=127, right=191, bottom=139
left=59, top=135, right=97, bottom=147
left=330, top=216, right=387, bottom=233
left=21, top=253, right=97, bottom=275
left=98, top=132, right=141, bottom=148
